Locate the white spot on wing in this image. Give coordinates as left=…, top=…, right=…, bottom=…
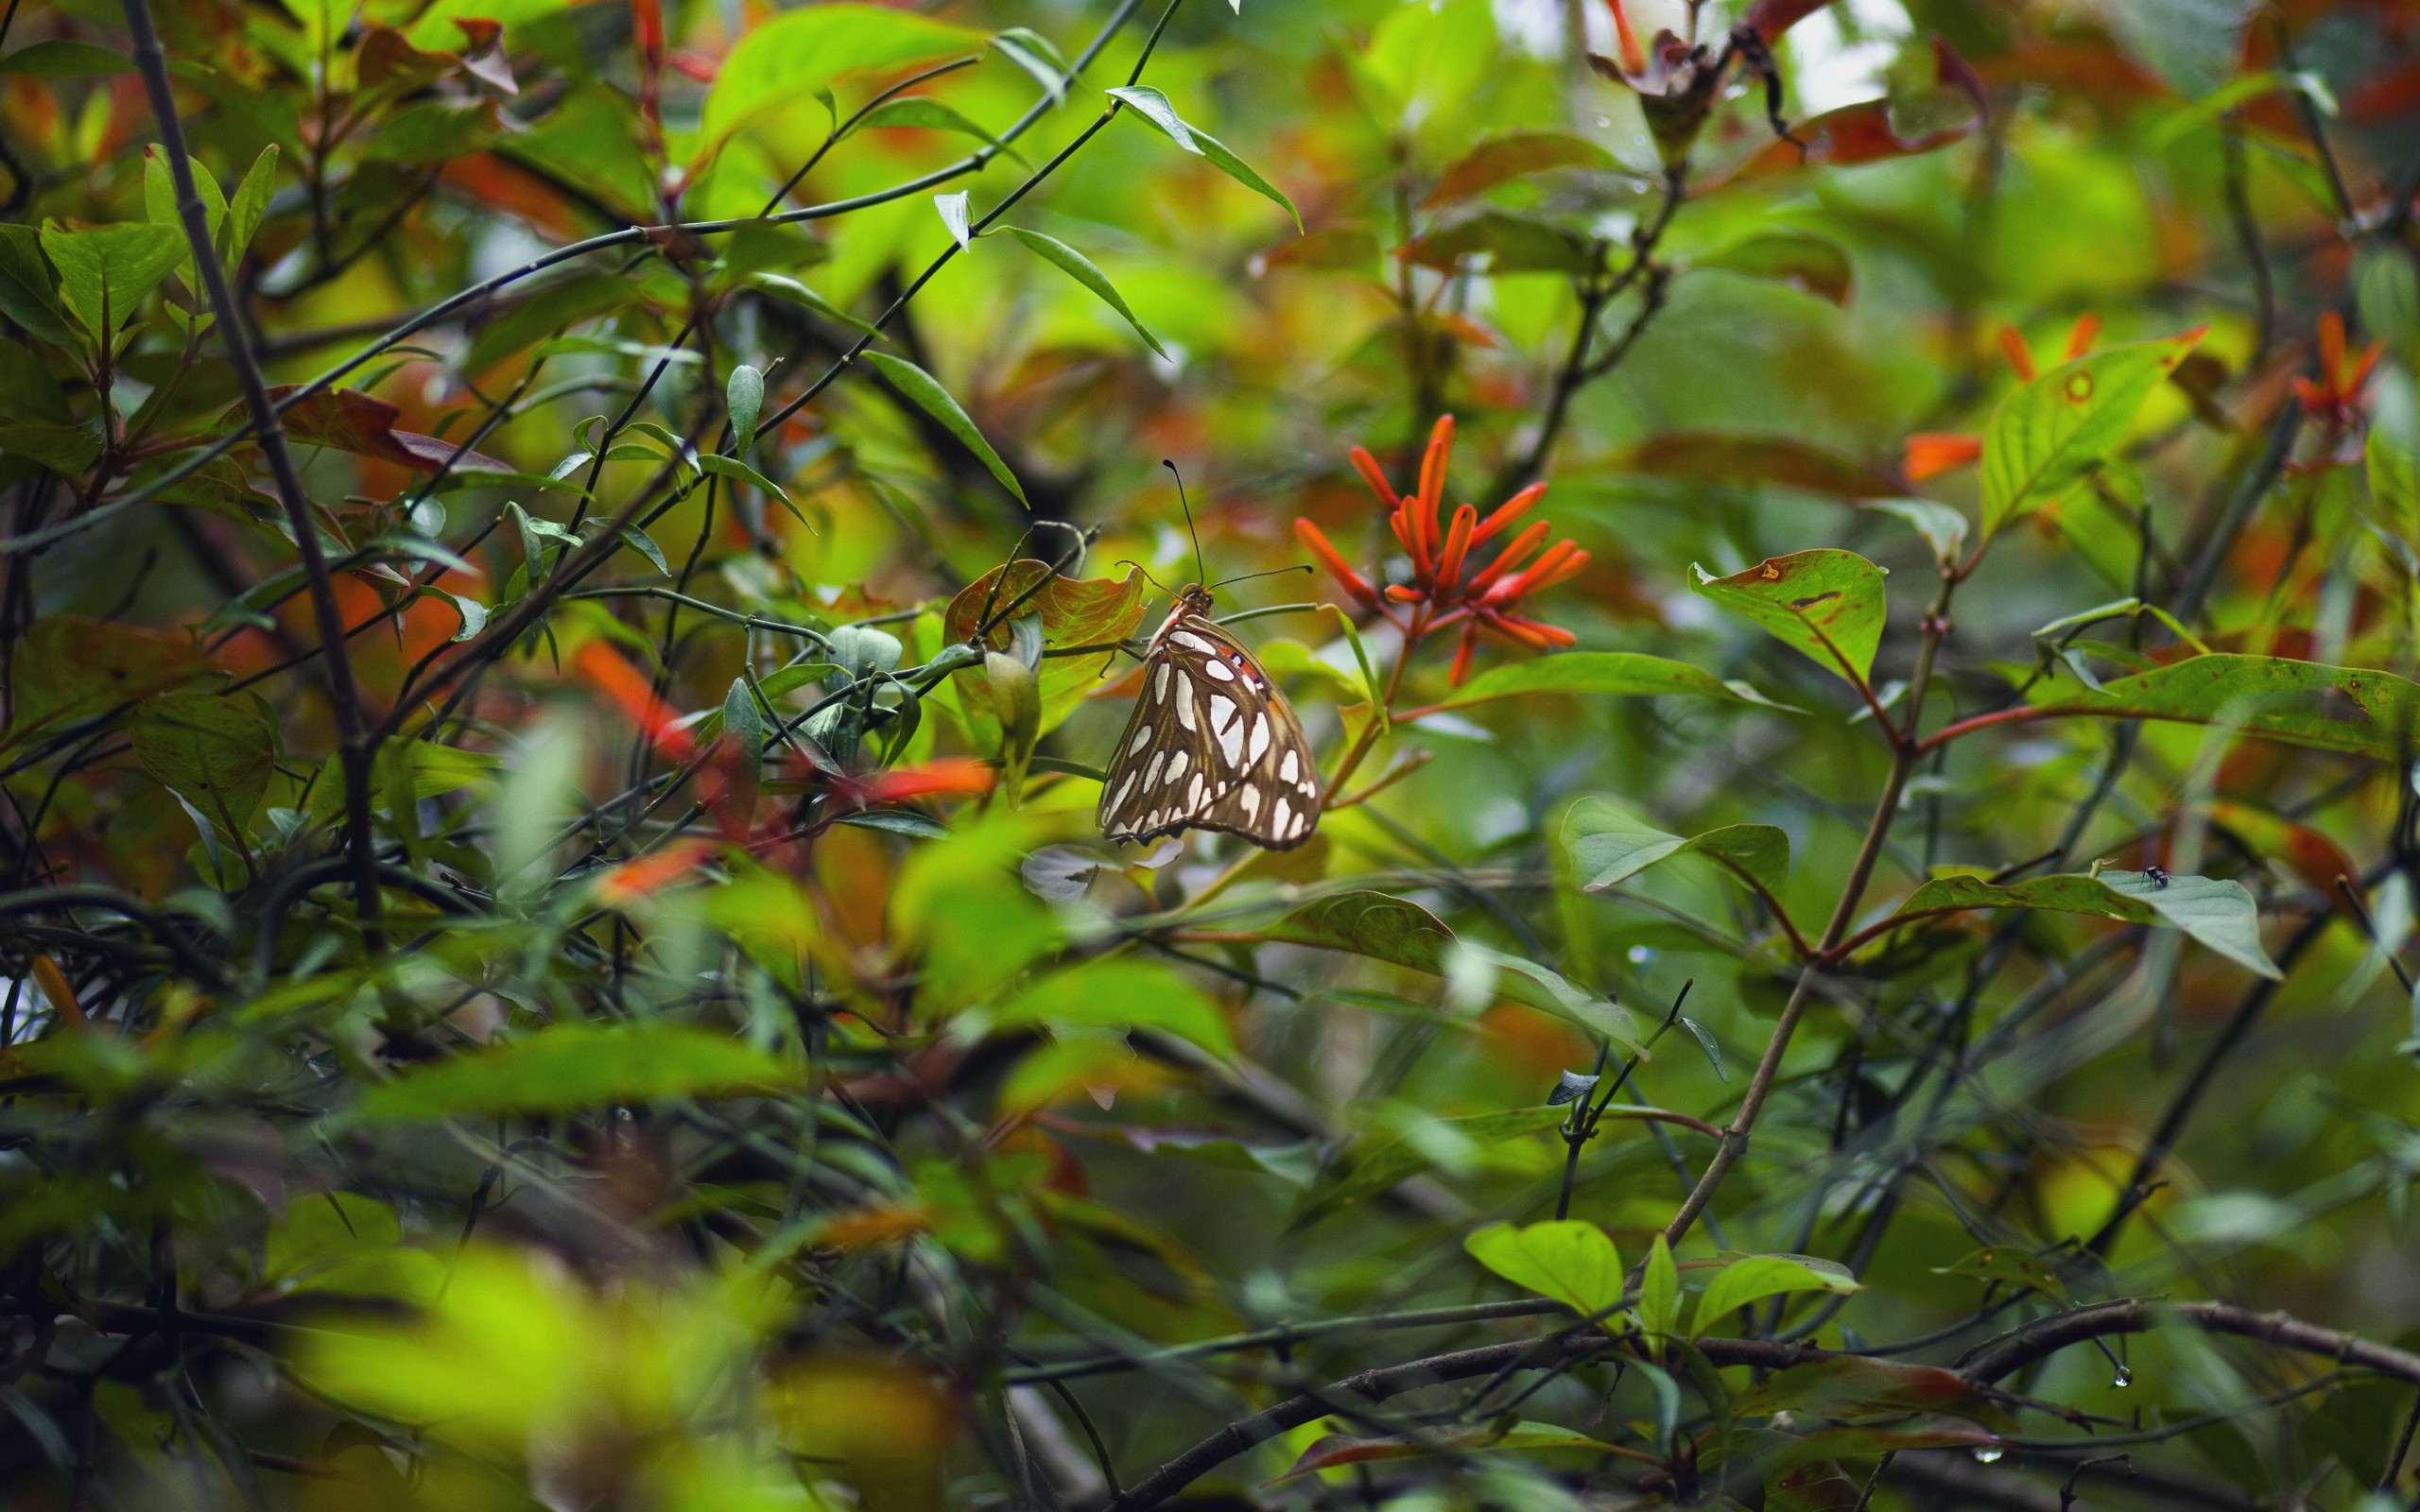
left=1279, top=749, right=1298, bottom=782
left=1170, top=630, right=1216, bottom=654
left=1186, top=772, right=1202, bottom=807
left=1152, top=660, right=1169, bottom=702
left=1173, top=672, right=1197, bottom=730
left=1202, top=659, right=1235, bottom=681
left=1249, top=713, right=1270, bottom=765
left=1216, top=716, right=1244, bottom=769
left=1208, top=694, right=1236, bottom=732
left=1112, top=772, right=1137, bottom=814
left=1274, top=795, right=1291, bottom=833
left=1143, top=752, right=1166, bottom=789
left=1128, top=724, right=1153, bottom=755
left=1164, top=750, right=1188, bottom=787
left=1238, top=786, right=1259, bottom=819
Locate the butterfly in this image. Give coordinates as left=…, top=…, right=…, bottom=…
left=1098, top=582, right=1322, bottom=850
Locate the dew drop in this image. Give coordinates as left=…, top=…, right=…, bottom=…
left=1595, top=115, right=1613, bottom=128
left=1628, top=946, right=1653, bottom=964
left=2112, top=1365, right=2132, bottom=1387
left=1972, top=1448, right=2004, bottom=1464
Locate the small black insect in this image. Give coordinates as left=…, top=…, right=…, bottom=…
left=2146, top=866, right=2170, bottom=888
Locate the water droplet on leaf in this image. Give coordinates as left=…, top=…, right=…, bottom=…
left=1972, top=1448, right=2004, bottom=1464
left=2112, top=1365, right=2132, bottom=1387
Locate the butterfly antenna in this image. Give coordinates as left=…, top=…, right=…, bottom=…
left=1164, top=458, right=1206, bottom=587
left=1209, top=564, right=1315, bottom=593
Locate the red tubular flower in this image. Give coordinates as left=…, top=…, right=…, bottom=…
left=1903, top=432, right=1983, bottom=482
left=1602, top=0, right=1648, bottom=77
left=1471, top=481, right=1546, bottom=544
left=1295, top=518, right=1378, bottom=607
left=1996, top=324, right=2037, bottom=383
left=1436, top=505, right=1478, bottom=590
left=2063, top=312, right=2101, bottom=361
left=1464, top=521, right=1551, bottom=597
left=864, top=758, right=994, bottom=803
left=1296, top=412, right=1588, bottom=686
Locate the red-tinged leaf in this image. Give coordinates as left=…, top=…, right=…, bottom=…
left=243, top=387, right=510, bottom=475
left=2207, top=799, right=2360, bottom=900
left=452, top=18, right=517, bottom=94
left=1423, top=131, right=1617, bottom=208
left=2347, top=60, right=2420, bottom=124
left=5, top=616, right=210, bottom=748
left=1974, top=40, right=2171, bottom=101
left=573, top=640, right=696, bottom=760
left=1610, top=433, right=1903, bottom=499
left=1739, top=0, right=1836, bottom=41
left=1763, top=1419, right=2002, bottom=1475
left=1714, top=99, right=1974, bottom=187
left=355, top=26, right=461, bottom=93
left=1693, top=230, right=1854, bottom=306
left=1766, top=1461, right=1861, bottom=1512
left=595, top=838, right=717, bottom=903
left=1732, top=1357, right=2017, bottom=1433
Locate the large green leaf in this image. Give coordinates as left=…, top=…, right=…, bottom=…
left=1464, top=1220, right=1624, bottom=1317
left=993, top=957, right=1234, bottom=1059
left=0, top=226, right=68, bottom=345
left=1607, top=433, right=1903, bottom=499
left=1434, top=651, right=1797, bottom=713
left=1107, top=85, right=1300, bottom=230
left=1885, top=870, right=2279, bottom=978
left=38, top=221, right=187, bottom=341
left=1563, top=798, right=1789, bottom=899
left=1691, top=1255, right=1859, bottom=1336
left=859, top=351, right=1027, bottom=504
left=355, top=1024, right=804, bottom=1120
left=2021, top=654, right=2420, bottom=763
left=0, top=40, right=133, bottom=75
left=1453, top=942, right=1642, bottom=1049
left=130, top=693, right=276, bottom=843
left=1250, top=890, right=1454, bottom=974
left=1691, top=549, right=1889, bottom=687
left=1979, top=330, right=2203, bottom=536
left=701, top=4, right=983, bottom=143
left=5, top=616, right=209, bottom=747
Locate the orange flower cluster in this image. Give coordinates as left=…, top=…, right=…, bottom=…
left=1295, top=415, right=1587, bottom=685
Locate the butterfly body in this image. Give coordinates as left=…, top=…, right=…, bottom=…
left=1098, top=585, right=1322, bottom=850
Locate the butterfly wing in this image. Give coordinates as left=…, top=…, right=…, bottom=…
left=1098, top=614, right=1322, bottom=850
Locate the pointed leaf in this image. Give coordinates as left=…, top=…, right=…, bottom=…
left=725, top=364, right=764, bottom=449
left=1424, top=130, right=1617, bottom=207
left=1980, top=330, right=2204, bottom=536
left=356, top=1024, right=804, bottom=1119
left=1692, top=1255, right=1860, bottom=1336
left=994, top=227, right=1167, bottom=356
left=1886, top=870, right=2280, bottom=978
left=1695, top=230, right=1854, bottom=306
left=1106, top=84, right=1200, bottom=151
left=1435, top=651, right=1799, bottom=713
left=1692, top=549, right=1890, bottom=686
left=858, top=351, right=1027, bottom=504
left=1563, top=799, right=1790, bottom=899
left=1465, top=1220, right=1624, bottom=1317
left=933, top=190, right=973, bottom=250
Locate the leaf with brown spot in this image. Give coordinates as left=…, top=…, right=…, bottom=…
left=1691, top=549, right=1889, bottom=687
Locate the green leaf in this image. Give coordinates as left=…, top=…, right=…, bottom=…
left=850, top=96, right=1025, bottom=163
left=1563, top=798, right=1789, bottom=899
left=1465, top=1220, right=1624, bottom=1319
left=433, top=588, right=487, bottom=642
left=748, top=272, right=883, bottom=336
left=617, top=524, right=669, bottom=576
left=1691, top=1255, right=1860, bottom=1337
left=38, top=221, right=188, bottom=341
left=725, top=364, right=764, bottom=451
left=1979, top=330, right=2203, bottom=536
left=1252, top=890, right=1454, bottom=973
left=1609, top=432, right=1904, bottom=499
left=858, top=351, right=1027, bottom=504
left=1402, top=212, right=1588, bottom=275
left=992, top=958, right=1234, bottom=1058
left=992, top=27, right=1067, bottom=105
left=2037, top=654, right=2420, bottom=763
left=130, top=693, right=276, bottom=843
left=0, top=40, right=134, bottom=75
left=0, top=226, right=68, bottom=346
left=993, top=227, right=1167, bottom=357
left=1861, top=497, right=1970, bottom=565
left=932, top=189, right=972, bottom=250
left=1106, top=84, right=1199, bottom=151
left=701, top=3, right=984, bottom=143
left=142, top=148, right=227, bottom=291
left=1273, top=1421, right=1622, bottom=1484
left=1434, top=651, right=1798, bottom=713
left=1639, top=1233, right=1682, bottom=1335
left=5, top=616, right=207, bottom=748
left=984, top=649, right=1041, bottom=802
left=1886, top=869, right=2280, bottom=978
left=724, top=677, right=767, bottom=786
left=1423, top=129, right=1616, bottom=207
left=1299, top=1106, right=1567, bottom=1217
left=1692, top=549, right=1890, bottom=687
left=1694, top=230, right=1854, bottom=306
left=2371, top=433, right=2420, bottom=549
left=221, top=146, right=280, bottom=273
left=1933, top=1244, right=2066, bottom=1300
left=355, top=1024, right=804, bottom=1120
left=693, top=662, right=831, bottom=746
left=700, top=453, right=793, bottom=507
left=1192, top=127, right=1302, bottom=232
left=1452, top=941, right=1641, bottom=1049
